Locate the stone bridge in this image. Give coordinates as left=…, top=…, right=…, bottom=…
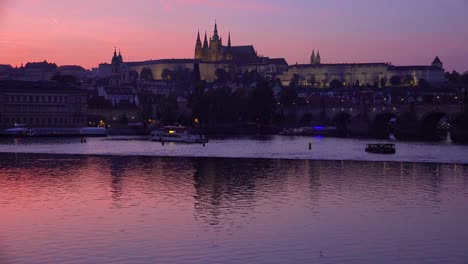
left=282, top=103, right=468, bottom=139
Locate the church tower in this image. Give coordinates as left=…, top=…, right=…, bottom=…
left=314, top=50, right=321, bottom=64
left=111, top=48, right=119, bottom=73
left=118, top=49, right=123, bottom=63
left=194, top=30, right=203, bottom=59
left=310, top=50, right=315, bottom=65
left=209, top=21, right=223, bottom=62
left=431, top=56, right=443, bottom=69
left=225, top=32, right=233, bottom=61
left=202, top=32, right=209, bottom=60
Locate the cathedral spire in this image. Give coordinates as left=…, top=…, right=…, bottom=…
left=118, top=49, right=123, bottom=63
left=197, top=30, right=201, bottom=43
left=228, top=32, right=231, bottom=47
left=315, top=50, right=321, bottom=64
left=203, top=31, right=208, bottom=49
left=310, top=50, right=315, bottom=64
left=112, top=47, right=118, bottom=64
left=212, top=20, right=219, bottom=41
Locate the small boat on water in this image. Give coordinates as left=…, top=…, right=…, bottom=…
left=365, top=143, right=396, bottom=154
left=0, top=125, right=107, bottom=137
left=150, top=126, right=207, bottom=144
left=279, top=126, right=336, bottom=136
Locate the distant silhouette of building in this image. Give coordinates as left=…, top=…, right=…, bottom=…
left=0, top=80, right=87, bottom=128
left=278, top=52, right=445, bottom=87
left=0, top=65, right=13, bottom=80
left=56, top=65, right=90, bottom=81
left=20, top=61, right=58, bottom=81
left=90, top=22, right=289, bottom=82
left=194, top=22, right=259, bottom=64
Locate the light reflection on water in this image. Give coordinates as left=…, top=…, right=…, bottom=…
left=0, top=154, right=468, bottom=263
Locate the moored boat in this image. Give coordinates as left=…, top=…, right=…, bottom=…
left=150, top=126, right=207, bottom=143
left=0, top=126, right=107, bottom=137
left=365, top=143, right=396, bottom=154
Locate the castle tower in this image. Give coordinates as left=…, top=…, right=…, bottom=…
left=315, top=51, right=321, bottom=64
left=432, top=56, right=443, bottom=69
left=111, top=48, right=119, bottom=73
left=194, top=30, right=203, bottom=59
left=310, top=50, right=315, bottom=65
left=111, top=47, right=119, bottom=65
left=209, top=21, right=223, bottom=62
left=118, top=49, right=123, bottom=63
left=202, top=32, right=209, bottom=60
left=225, top=32, right=233, bottom=61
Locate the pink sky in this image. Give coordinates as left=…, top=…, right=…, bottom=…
left=0, top=0, right=467, bottom=72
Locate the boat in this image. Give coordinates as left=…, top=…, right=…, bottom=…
left=150, top=126, right=208, bottom=143
left=0, top=126, right=107, bottom=137
left=279, top=126, right=336, bottom=136
left=365, top=143, right=396, bottom=154
left=28, top=127, right=108, bottom=137
left=0, top=127, right=30, bottom=136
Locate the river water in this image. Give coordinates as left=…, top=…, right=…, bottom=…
left=0, top=136, right=467, bottom=263
left=0, top=135, right=467, bottom=163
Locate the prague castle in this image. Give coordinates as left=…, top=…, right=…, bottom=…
left=277, top=51, right=445, bottom=87
left=194, top=22, right=259, bottom=64
left=93, top=22, right=445, bottom=86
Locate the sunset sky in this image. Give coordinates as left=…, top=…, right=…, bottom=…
left=0, top=0, right=467, bottom=71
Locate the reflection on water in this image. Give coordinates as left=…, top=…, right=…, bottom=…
left=1, top=154, right=468, bottom=263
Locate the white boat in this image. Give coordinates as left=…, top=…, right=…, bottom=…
left=150, top=126, right=207, bottom=143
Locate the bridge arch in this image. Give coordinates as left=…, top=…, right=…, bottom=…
left=420, top=111, right=448, bottom=140
left=372, top=112, right=398, bottom=138
left=299, top=113, right=315, bottom=126
left=332, top=112, right=352, bottom=136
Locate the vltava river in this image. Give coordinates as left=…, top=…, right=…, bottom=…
left=1, top=153, right=467, bottom=263
left=0, top=135, right=467, bottom=163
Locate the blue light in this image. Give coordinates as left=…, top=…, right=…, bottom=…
left=314, top=126, right=325, bottom=131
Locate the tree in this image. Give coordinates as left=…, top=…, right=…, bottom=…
left=307, top=76, right=316, bottom=87
left=188, top=82, right=210, bottom=126
left=402, top=75, right=414, bottom=86
left=329, top=79, right=343, bottom=89
left=173, top=68, right=191, bottom=81
left=389, top=75, right=402, bottom=86
left=192, top=63, right=201, bottom=84
left=215, top=68, right=230, bottom=83
left=161, top=68, right=174, bottom=80
left=210, top=86, right=236, bottom=123
left=461, top=72, right=468, bottom=85
left=380, top=77, right=387, bottom=87
left=445, top=71, right=461, bottom=84
left=159, top=94, right=179, bottom=125
left=140, top=67, right=153, bottom=81
left=279, top=86, right=298, bottom=107
left=289, top=74, right=300, bottom=88
left=418, top=78, right=429, bottom=88
left=250, top=81, right=275, bottom=125
left=354, top=80, right=361, bottom=87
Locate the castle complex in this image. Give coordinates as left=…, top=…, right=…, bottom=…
left=91, top=22, right=446, bottom=87
left=278, top=52, right=445, bottom=87
left=194, top=22, right=260, bottom=64
left=115, top=22, right=285, bottom=82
